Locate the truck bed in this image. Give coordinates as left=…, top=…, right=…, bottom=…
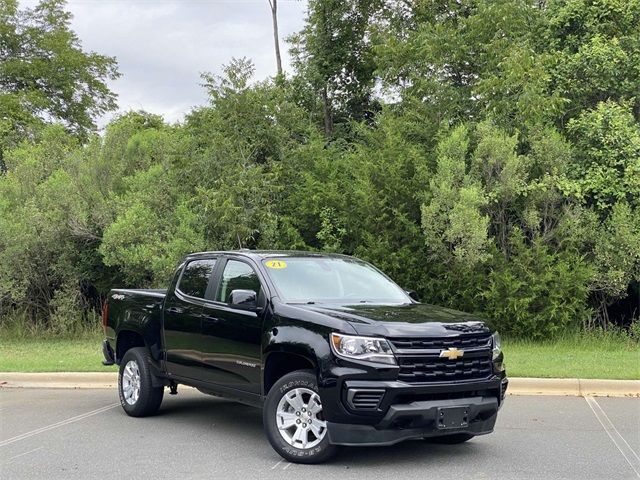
left=105, top=288, right=167, bottom=363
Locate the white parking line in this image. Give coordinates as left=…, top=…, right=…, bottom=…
left=0, top=403, right=119, bottom=448
left=6, top=447, right=43, bottom=462
left=585, top=396, right=640, bottom=478
left=270, top=459, right=294, bottom=470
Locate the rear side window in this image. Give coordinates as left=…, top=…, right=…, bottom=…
left=178, top=259, right=217, bottom=298
left=216, top=260, right=261, bottom=303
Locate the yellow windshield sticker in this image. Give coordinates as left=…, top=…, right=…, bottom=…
left=265, top=259, right=287, bottom=269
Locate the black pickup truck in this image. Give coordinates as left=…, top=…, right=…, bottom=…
left=102, top=250, right=507, bottom=463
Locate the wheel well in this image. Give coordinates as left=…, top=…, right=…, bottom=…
left=116, top=330, right=145, bottom=363
left=264, top=352, right=316, bottom=394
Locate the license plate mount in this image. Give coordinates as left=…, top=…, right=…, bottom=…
left=437, top=406, right=469, bottom=430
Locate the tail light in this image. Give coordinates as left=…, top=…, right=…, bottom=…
left=102, top=300, right=108, bottom=333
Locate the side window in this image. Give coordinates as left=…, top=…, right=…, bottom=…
left=177, top=259, right=217, bottom=298
left=216, top=260, right=261, bottom=303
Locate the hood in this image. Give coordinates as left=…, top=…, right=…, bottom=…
left=299, top=302, right=493, bottom=337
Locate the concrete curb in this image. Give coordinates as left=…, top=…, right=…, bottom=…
left=507, top=377, right=640, bottom=397
left=0, top=372, right=638, bottom=397
left=0, top=372, right=118, bottom=389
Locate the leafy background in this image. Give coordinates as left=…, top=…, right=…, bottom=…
left=1, top=0, right=639, bottom=340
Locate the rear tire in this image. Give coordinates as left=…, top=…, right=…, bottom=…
left=425, top=433, right=474, bottom=444
left=263, top=370, right=338, bottom=464
left=118, top=347, right=164, bottom=417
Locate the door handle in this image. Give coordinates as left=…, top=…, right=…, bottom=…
left=166, top=307, right=184, bottom=314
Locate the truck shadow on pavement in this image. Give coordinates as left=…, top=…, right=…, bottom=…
left=157, top=395, right=264, bottom=432
left=152, top=393, right=483, bottom=466
left=334, top=440, right=481, bottom=466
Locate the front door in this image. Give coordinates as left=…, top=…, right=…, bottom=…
left=200, top=258, right=264, bottom=394
left=163, top=257, right=218, bottom=380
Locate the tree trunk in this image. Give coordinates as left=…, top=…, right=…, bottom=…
left=268, top=0, right=283, bottom=76
left=596, top=291, right=609, bottom=330
left=322, top=85, right=333, bottom=136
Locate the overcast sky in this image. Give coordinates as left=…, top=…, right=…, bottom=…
left=22, top=0, right=308, bottom=126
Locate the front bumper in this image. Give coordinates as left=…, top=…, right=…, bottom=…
left=319, top=360, right=508, bottom=446
left=328, top=395, right=498, bottom=446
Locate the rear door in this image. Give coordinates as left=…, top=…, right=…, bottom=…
left=163, top=257, right=218, bottom=380
left=199, top=257, right=265, bottom=393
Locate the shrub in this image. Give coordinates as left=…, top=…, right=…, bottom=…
left=483, top=231, right=594, bottom=338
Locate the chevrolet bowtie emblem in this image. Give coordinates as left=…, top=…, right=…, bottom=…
left=439, top=347, right=464, bottom=360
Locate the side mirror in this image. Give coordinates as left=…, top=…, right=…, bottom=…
left=405, top=290, right=420, bottom=302
left=229, top=289, right=257, bottom=309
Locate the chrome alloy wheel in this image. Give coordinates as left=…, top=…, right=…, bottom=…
left=276, top=388, right=327, bottom=449
left=122, top=360, right=141, bottom=405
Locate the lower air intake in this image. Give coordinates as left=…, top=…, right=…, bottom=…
left=347, top=389, right=385, bottom=410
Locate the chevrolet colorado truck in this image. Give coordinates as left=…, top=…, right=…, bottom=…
left=102, top=250, right=507, bottom=463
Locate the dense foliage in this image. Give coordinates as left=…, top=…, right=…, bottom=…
left=0, top=0, right=118, bottom=166
left=1, top=0, right=639, bottom=338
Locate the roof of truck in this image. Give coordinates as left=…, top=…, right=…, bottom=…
left=184, top=250, right=352, bottom=260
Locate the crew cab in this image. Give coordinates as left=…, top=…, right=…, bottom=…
left=102, top=250, right=508, bottom=463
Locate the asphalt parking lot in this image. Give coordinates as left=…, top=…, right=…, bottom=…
left=1, top=388, right=638, bottom=479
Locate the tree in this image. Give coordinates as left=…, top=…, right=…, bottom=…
left=567, top=101, right=640, bottom=212
left=375, top=0, right=556, bottom=134
left=289, top=0, right=382, bottom=136
left=268, top=0, right=283, bottom=76
left=0, top=0, right=119, bottom=158
left=2, top=0, right=640, bottom=336
left=545, top=0, right=640, bottom=122
left=421, top=125, right=490, bottom=267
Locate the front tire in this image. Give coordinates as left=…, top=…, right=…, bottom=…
left=118, top=347, right=164, bottom=417
left=263, top=370, right=338, bottom=464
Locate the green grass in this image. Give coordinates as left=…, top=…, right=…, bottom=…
left=1, top=333, right=638, bottom=379
left=0, top=335, right=117, bottom=372
left=503, top=334, right=640, bottom=380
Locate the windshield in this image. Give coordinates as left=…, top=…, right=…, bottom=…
left=262, top=257, right=410, bottom=304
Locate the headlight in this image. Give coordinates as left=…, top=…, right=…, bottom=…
left=492, top=332, right=502, bottom=360
left=330, top=333, right=396, bottom=365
